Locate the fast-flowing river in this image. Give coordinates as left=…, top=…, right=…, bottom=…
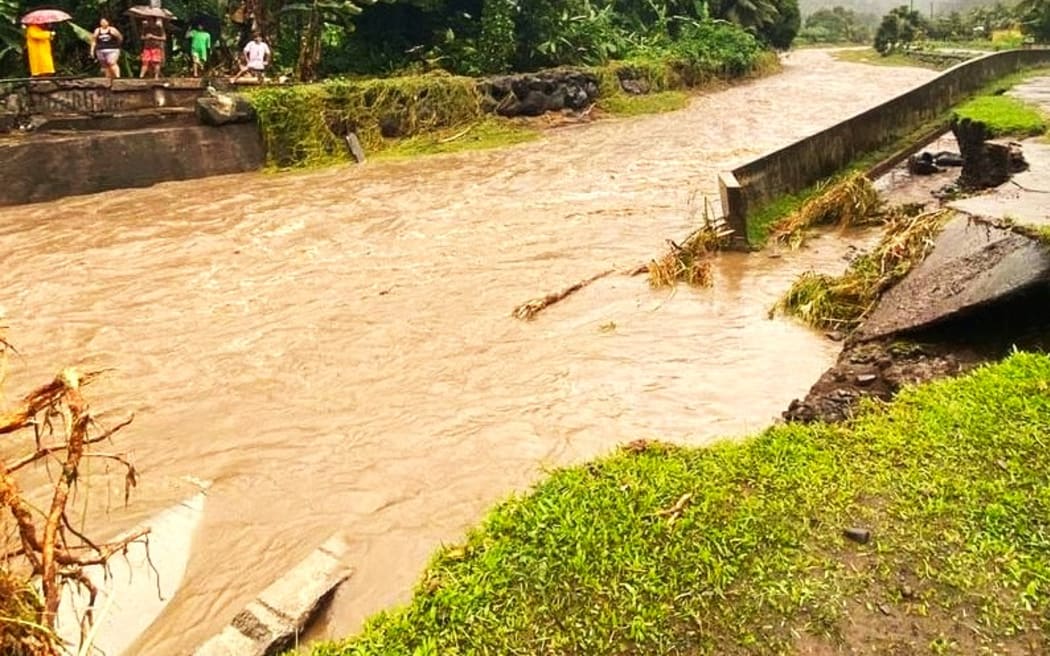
left=0, top=50, right=935, bottom=653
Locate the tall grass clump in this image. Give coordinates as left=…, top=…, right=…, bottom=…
left=772, top=208, right=953, bottom=330
left=768, top=172, right=883, bottom=249
left=248, top=74, right=484, bottom=167
left=0, top=568, right=50, bottom=655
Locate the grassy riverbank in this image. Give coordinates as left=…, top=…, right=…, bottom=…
left=311, top=352, right=1050, bottom=655
left=832, top=47, right=946, bottom=70
left=247, top=50, right=779, bottom=168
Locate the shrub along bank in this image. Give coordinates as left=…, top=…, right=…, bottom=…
left=247, top=26, right=779, bottom=168
left=309, top=352, right=1050, bottom=655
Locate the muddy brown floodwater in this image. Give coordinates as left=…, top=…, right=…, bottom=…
left=0, top=50, right=934, bottom=654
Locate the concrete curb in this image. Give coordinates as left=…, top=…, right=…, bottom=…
left=193, top=534, right=352, bottom=656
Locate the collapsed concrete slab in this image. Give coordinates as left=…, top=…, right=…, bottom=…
left=854, top=215, right=1050, bottom=342
left=193, top=534, right=351, bottom=656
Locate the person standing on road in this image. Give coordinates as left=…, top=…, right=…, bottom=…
left=188, top=22, right=211, bottom=77
left=139, top=18, right=166, bottom=79
left=24, top=23, right=55, bottom=77
left=91, top=18, right=123, bottom=79
left=231, top=32, right=270, bottom=83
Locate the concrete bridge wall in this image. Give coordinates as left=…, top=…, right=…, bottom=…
left=2, top=77, right=206, bottom=116
left=719, top=48, right=1050, bottom=241
left=0, top=123, right=264, bottom=207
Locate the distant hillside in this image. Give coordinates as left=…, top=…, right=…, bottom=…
left=799, top=0, right=1011, bottom=17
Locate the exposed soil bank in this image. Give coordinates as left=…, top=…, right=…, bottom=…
left=785, top=281, right=1050, bottom=423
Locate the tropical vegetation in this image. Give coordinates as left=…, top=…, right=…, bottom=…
left=0, top=0, right=801, bottom=80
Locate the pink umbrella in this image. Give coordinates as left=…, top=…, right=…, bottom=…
left=20, top=8, right=73, bottom=25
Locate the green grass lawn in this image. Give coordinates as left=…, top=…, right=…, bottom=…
left=598, top=90, right=690, bottom=117
left=310, top=352, right=1050, bottom=655
left=954, top=95, right=1048, bottom=138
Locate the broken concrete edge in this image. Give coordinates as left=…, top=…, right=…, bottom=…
left=192, top=534, right=352, bottom=656
left=717, top=171, right=755, bottom=251
left=996, top=218, right=1050, bottom=247
left=723, top=49, right=1050, bottom=243
left=851, top=212, right=1050, bottom=343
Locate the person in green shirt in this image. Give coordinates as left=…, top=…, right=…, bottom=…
left=188, top=23, right=211, bottom=77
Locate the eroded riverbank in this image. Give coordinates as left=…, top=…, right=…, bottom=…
left=0, top=50, right=936, bottom=653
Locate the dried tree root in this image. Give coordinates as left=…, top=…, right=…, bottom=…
left=2, top=365, right=144, bottom=654
left=512, top=269, right=615, bottom=321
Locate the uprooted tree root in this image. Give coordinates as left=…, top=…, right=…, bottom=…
left=769, top=172, right=884, bottom=249
left=772, top=208, right=954, bottom=331
left=1, top=332, right=144, bottom=655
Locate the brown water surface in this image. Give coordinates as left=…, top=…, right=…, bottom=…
left=0, top=50, right=935, bottom=653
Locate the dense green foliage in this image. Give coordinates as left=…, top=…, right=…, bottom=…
left=1017, top=0, right=1050, bottom=42
left=248, top=73, right=483, bottom=165
left=864, top=0, right=1043, bottom=57
left=310, top=352, right=1050, bottom=654
left=874, top=5, right=926, bottom=54
left=797, top=6, right=876, bottom=44
left=0, top=0, right=794, bottom=79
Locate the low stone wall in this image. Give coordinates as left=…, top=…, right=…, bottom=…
left=2, top=77, right=206, bottom=118
left=719, top=48, right=1050, bottom=240
left=479, top=69, right=601, bottom=117
left=0, top=123, right=264, bottom=207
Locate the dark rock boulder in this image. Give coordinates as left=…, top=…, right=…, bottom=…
left=478, top=68, right=601, bottom=118
left=196, top=92, right=256, bottom=127
left=620, top=77, right=651, bottom=95
left=518, top=90, right=549, bottom=116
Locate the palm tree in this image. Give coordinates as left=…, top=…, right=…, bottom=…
left=710, top=0, right=778, bottom=33
left=1015, top=0, right=1050, bottom=41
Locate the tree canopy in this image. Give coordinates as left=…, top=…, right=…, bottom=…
left=0, top=0, right=801, bottom=80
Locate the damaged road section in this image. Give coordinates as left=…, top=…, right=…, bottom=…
left=786, top=110, right=1050, bottom=423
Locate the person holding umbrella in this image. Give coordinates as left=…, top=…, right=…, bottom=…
left=24, top=22, right=55, bottom=77
left=19, top=9, right=72, bottom=77
left=139, top=18, right=166, bottom=78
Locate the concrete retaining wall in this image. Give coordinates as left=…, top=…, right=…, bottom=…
left=720, top=48, right=1050, bottom=239
left=1, top=77, right=207, bottom=117
left=0, top=123, right=264, bottom=206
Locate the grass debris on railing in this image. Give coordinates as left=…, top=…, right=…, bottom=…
left=768, top=172, right=884, bottom=249
left=772, top=208, right=953, bottom=331
left=648, top=196, right=734, bottom=288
